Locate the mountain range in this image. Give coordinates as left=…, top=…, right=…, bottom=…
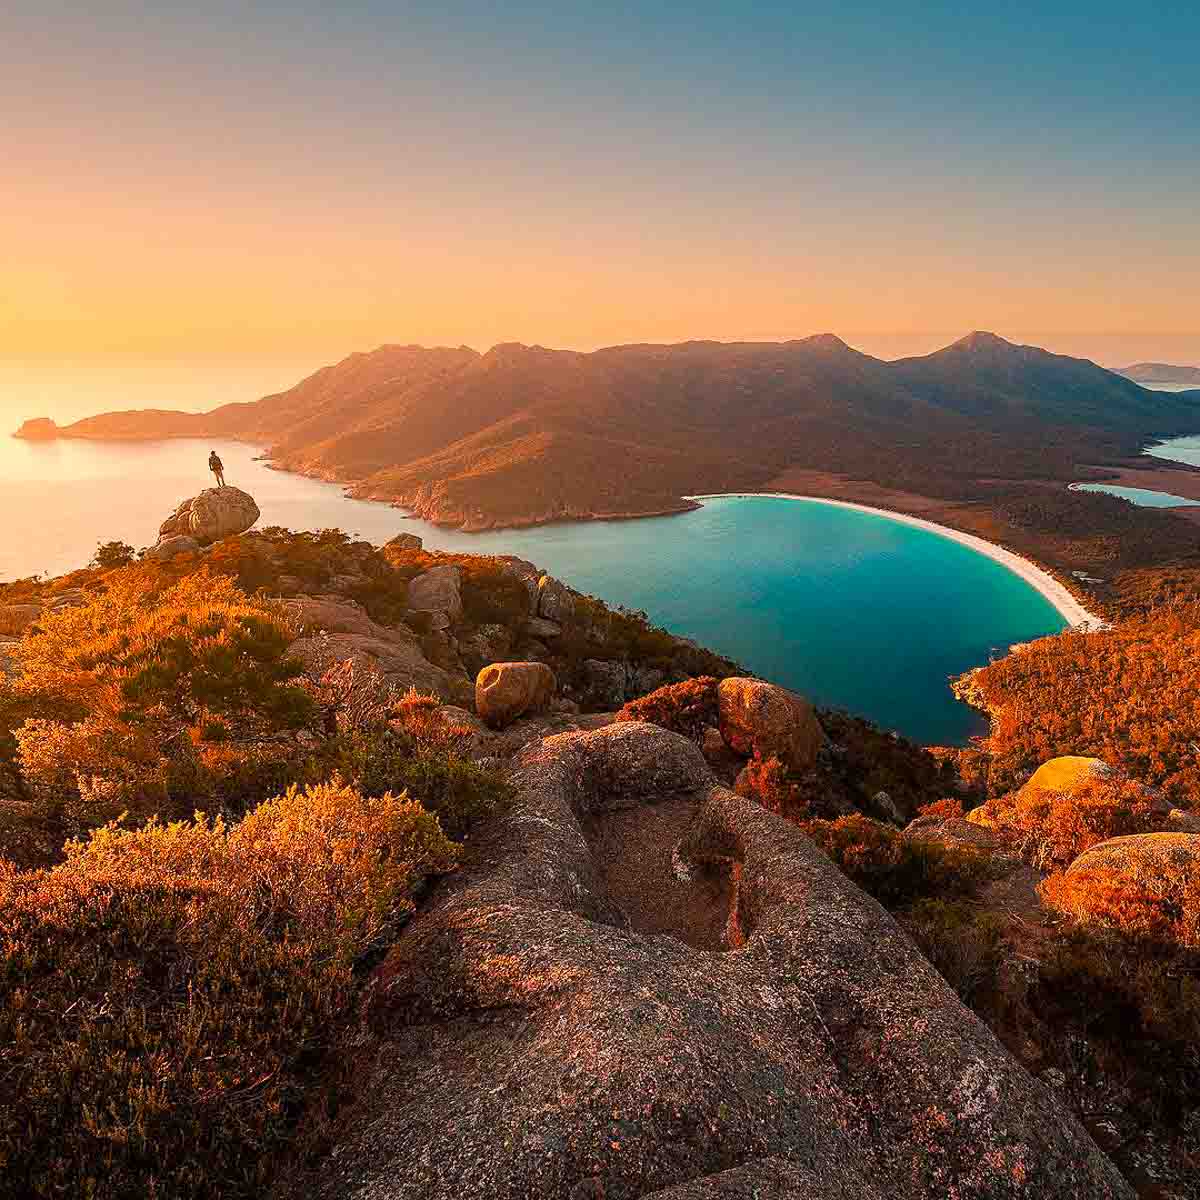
left=1115, top=361, right=1200, bottom=386
left=23, top=332, right=1200, bottom=529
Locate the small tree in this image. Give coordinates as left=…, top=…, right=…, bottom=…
left=89, top=540, right=136, bottom=569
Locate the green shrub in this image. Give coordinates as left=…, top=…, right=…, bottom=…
left=799, top=814, right=992, bottom=907
left=0, top=779, right=457, bottom=1200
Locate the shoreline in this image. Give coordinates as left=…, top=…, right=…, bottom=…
left=688, top=492, right=1105, bottom=630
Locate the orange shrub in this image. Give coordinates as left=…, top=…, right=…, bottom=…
left=1040, top=868, right=1181, bottom=944
left=616, top=676, right=719, bottom=742
left=981, top=777, right=1162, bottom=866
left=0, top=779, right=457, bottom=1199
left=735, top=753, right=810, bottom=820
left=11, top=568, right=314, bottom=823
left=917, top=797, right=966, bottom=820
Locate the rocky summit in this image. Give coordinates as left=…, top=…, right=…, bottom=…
left=298, top=721, right=1130, bottom=1200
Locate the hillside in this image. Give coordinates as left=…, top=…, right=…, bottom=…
left=1, top=511, right=1198, bottom=1197
left=1117, top=362, right=1200, bottom=386
left=29, top=334, right=1200, bottom=534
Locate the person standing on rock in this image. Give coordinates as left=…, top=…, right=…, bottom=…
left=208, top=450, right=226, bottom=488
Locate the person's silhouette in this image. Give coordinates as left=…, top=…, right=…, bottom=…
left=208, top=450, right=226, bottom=488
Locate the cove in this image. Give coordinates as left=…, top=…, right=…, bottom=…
left=1070, top=482, right=1195, bottom=508
left=5, top=436, right=1069, bottom=745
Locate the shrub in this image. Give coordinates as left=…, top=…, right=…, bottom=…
left=798, top=814, right=992, bottom=908
left=980, top=777, right=1162, bottom=867
left=615, top=676, right=719, bottom=742
left=0, top=779, right=457, bottom=1200
left=735, top=753, right=810, bottom=820
left=90, top=540, right=136, bottom=570
left=901, top=899, right=1007, bottom=1005
left=11, top=568, right=315, bottom=824
left=917, top=797, right=966, bottom=820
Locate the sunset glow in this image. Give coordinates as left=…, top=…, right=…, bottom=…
left=4, top=1, right=1198, bottom=370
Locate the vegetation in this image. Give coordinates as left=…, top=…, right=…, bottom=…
left=956, top=604, right=1200, bottom=801
left=615, top=676, right=719, bottom=742
left=8, top=569, right=314, bottom=826
left=798, top=814, right=993, bottom=907
left=975, top=776, right=1165, bottom=867
left=0, top=780, right=457, bottom=1200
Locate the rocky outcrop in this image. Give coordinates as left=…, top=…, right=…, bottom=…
left=143, top=534, right=201, bottom=562
left=536, top=573, right=574, bottom=623
left=157, top=486, right=260, bottom=546
left=474, top=661, right=556, bottom=728
left=300, top=721, right=1130, bottom=1200
left=283, top=595, right=463, bottom=702
left=717, top=676, right=825, bottom=770
left=1022, top=755, right=1113, bottom=794
left=384, top=532, right=423, bottom=553
left=405, top=564, right=463, bottom=622
left=1066, top=831, right=1200, bottom=890
left=583, top=657, right=627, bottom=708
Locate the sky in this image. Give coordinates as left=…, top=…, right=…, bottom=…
left=3, top=0, right=1199, bottom=379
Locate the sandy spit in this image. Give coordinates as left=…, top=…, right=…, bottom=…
left=688, top=492, right=1105, bottom=630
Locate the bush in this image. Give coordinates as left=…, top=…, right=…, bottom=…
left=916, top=797, right=966, bottom=820
left=0, top=779, right=457, bottom=1200
left=980, top=777, right=1163, bottom=867
left=90, top=540, right=136, bottom=570
left=11, top=568, right=315, bottom=824
left=615, top=676, right=719, bottom=742
left=735, top=753, right=810, bottom=821
left=798, top=814, right=992, bottom=908
left=901, top=899, right=1007, bottom=1006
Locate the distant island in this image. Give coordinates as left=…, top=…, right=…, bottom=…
left=1115, top=361, right=1200, bottom=385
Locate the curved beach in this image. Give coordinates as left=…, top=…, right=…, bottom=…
left=689, top=492, right=1104, bottom=630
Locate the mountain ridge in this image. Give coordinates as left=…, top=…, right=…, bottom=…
left=19, top=332, right=1200, bottom=531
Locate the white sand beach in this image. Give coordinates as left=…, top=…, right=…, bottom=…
left=689, top=493, right=1105, bottom=630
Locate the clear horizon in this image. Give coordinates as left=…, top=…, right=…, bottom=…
left=4, top=1, right=1197, bottom=376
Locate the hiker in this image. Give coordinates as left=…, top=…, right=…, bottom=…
left=208, top=450, right=226, bottom=488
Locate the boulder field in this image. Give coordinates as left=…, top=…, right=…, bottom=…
left=295, top=722, right=1131, bottom=1200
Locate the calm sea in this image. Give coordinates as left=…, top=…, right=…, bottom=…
left=5, top=432, right=1069, bottom=744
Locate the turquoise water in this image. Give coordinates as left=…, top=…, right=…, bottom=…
left=1071, top=482, right=1196, bottom=508
left=1147, top=434, right=1200, bottom=469
left=4, top=436, right=1067, bottom=744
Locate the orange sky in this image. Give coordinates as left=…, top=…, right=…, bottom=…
left=4, top=4, right=1197, bottom=370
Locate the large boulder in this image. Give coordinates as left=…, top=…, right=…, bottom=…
left=157, top=486, right=260, bottom=545
left=406, top=564, right=463, bottom=622
left=295, top=721, right=1131, bottom=1200
left=967, top=755, right=1163, bottom=833
left=1066, top=830, right=1200, bottom=894
left=384, top=532, right=423, bottom=553
left=1023, top=755, right=1112, bottom=794
left=475, top=661, right=556, bottom=728
left=717, top=676, right=824, bottom=770
left=537, top=573, right=574, bottom=623
left=142, top=534, right=201, bottom=562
